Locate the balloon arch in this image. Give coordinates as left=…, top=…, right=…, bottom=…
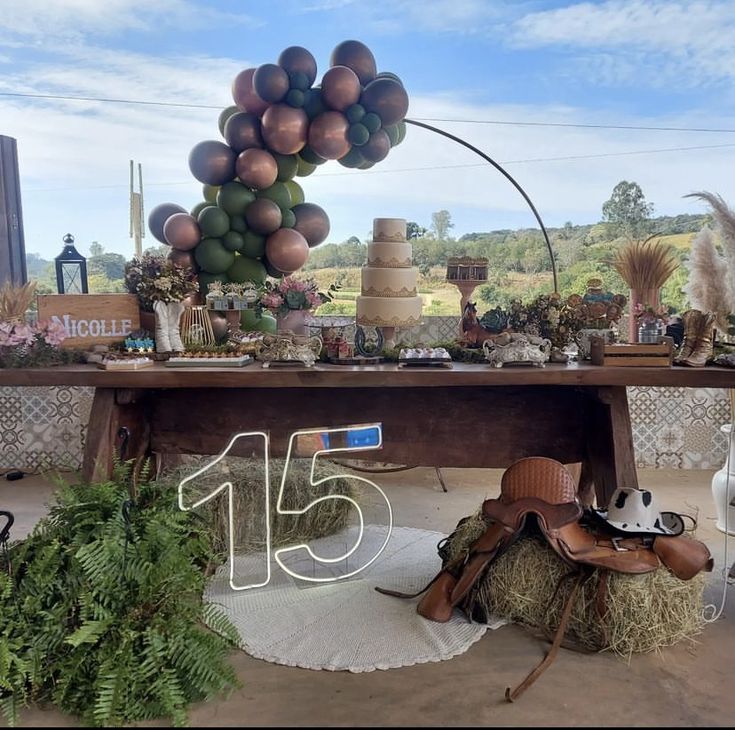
left=148, top=40, right=556, bottom=295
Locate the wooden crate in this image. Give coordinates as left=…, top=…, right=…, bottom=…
left=590, top=336, right=674, bottom=367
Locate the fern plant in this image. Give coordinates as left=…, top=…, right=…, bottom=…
left=0, top=464, right=240, bottom=727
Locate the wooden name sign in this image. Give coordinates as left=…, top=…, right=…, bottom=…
left=37, top=294, right=140, bottom=348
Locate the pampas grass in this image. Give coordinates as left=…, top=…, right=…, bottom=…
left=686, top=191, right=735, bottom=314
left=0, top=281, right=36, bottom=322
left=682, top=225, right=731, bottom=332
left=607, top=235, right=679, bottom=291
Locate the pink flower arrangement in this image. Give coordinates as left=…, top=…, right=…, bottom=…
left=0, top=318, right=71, bottom=368
left=259, top=276, right=339, bottom=316
left=634, top=302, right=669, bottom=324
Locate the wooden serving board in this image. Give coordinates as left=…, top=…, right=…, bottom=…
left=327, top=356, right=385, bottom=365
left=590, top=337, right=673, bottom=367
left=398, top=358, right=453, bottom=368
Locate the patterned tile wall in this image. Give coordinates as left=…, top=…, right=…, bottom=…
left=0, top=317, right=731, bottom=471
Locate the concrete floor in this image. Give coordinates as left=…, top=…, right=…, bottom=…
left=2, top=466, right=735, bottom=727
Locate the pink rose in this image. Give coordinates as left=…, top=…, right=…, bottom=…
left=9, top=323, right=35, bottom=346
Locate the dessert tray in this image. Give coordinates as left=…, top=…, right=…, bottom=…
left=398, top=347, right=453, bottom=368
left=164, top=354, right=253, bottom=368
left=97, top=356, right=154, bottom=371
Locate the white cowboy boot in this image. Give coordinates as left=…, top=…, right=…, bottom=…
left=167, top=301, right=185, bottom=352
left=153, top=300, right=172, bottom=353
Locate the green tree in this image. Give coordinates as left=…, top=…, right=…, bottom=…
left=88, top=240, right=104, bottom=257
left=602, top=181, right=654, bottom=239
left=407, top=221, right=428, bottom=240
left=431, top=210, right=454, bottom=240
left=88, top=252, right=127, bottom=281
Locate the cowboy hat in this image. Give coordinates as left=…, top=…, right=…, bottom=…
left=594, top=487, right=686, bottom=536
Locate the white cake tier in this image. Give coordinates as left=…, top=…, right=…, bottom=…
left=373, top=218, right=407, bottom=242
left=367, top=241, right=413, bottom=268
left=356, top=295, right=423, bottom=328
left=361, top=266, right=418, bottom=297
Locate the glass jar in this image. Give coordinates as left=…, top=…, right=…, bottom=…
left=638, top=320, right=661, bottom=344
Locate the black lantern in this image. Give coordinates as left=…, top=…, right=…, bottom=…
left=54, top=233, right=88, bottom=294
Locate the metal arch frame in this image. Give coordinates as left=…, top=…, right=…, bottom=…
left=404, top=118, right=559, bottom=293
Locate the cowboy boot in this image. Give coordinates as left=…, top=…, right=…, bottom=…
left=167, top=301, right=185, bottom=352
left=153, top=300, right=172, bottom=353
left=674, top=309, right=701, bottom=364
left=678, top=311, right=716, bottom=367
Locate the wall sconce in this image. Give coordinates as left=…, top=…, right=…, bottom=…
left=54, top=233, right=88, bottom=294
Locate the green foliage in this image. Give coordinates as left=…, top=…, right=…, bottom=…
left=0, top=466, right=239, bottom=727
left=602, top=180, right=655, bottom=239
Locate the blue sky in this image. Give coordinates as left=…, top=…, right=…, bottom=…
left=2, top=0, right=735, bottom=260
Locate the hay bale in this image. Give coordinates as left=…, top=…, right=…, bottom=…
left=447, top=511, right=706, bottom=658
left=161, top=456, right=356, bottom=554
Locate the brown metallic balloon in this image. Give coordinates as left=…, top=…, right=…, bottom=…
left=231, top=67, right=270, bottom=116
left=224, top=111, right=263, bottom=152
left=236, top=148, right=278, bottom=190
left=261, top=104, right=309, bottom=155
left=292, top=202, right=330, bottom=247
left=208, top=311, right=229, bottom=341
left=321, top=65, right=361, bottom=112
left=182, top=290, right=203, bottom=307
left=277, top=46, right=318, bottom=86
left=253, top=63, right=290, bottom=103
left=163, top=213, right=201, bottom=251
left=149, top=202, right=186, bottom=243
left=361, top=128, right=391, bottom=163
left=330, top=40, right=377, bottom=86
left=245, top=197, right=283, bottom=235
left=168, top=248, right=196, bottom=269
left=307, top=111, right=350, bottom=160
left=188, top=140, right=237, bottom=186
left=360, top=77, right=409, bottom=127
left=265, top=228, right=309, bottom=274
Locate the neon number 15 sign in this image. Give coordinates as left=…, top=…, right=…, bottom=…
left=177, top=423, right=392, bottom=591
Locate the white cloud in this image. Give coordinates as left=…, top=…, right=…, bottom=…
left=0, top=0, right=260, bottom=41
left=511, top=0, right=735, bottom=86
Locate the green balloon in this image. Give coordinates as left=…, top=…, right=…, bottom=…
left=383, top=124, right=400, bottom=146
left=285, top=88, right=305, bottom=108
left=358, top=159, right=375, bottom=169
left=257, top=181, right=292, bottom=210
left=396, top=120, right=407, bottom=145
left=338, top=147, right=366, bottom=168
left=194, top=237, right=235, bottom=274
left=191, top=201, right=214, bottom=218
left=284, top=180, right=304, bottom=206
left=362, top=112, right=381, bottom=134
left=223, top=230, right=245, bottom=252
left=302, top=87, right=324, bottom=119
left=296, top=155, right=317, bottom=177
left=289, top=71, right=310, bottom=92
left=230, top=215, right=248, bottom=233
left=281, top=209, right=296, bottom=228
left=346, top=103, right=366, bottom=124
left=217, top=181, right=256, bottom=216
left=203, top=184, right=220, bottom=203
left=241, top=230, right=266, bottom=258
left=197, top=206, right=230, bottom=238
left=198, top=270, right=230, bottom=296
left=348, top=123, right=370, bottom=146
left=241, top=307, right=277, bottom=333
left=299, top=145, right=327, bottom=165
left=218, top=105, right=240, bottom=136
left=273, top=152, right=299, bottom=181
left=228, top=254, right=267, bottom=285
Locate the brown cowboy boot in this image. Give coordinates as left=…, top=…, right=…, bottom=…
left=678, top=311, right=716, bottom=367
left=674, top=310, right=702, bottom=364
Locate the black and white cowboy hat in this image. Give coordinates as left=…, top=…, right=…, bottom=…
left=594, top=487, right=686, bottom=536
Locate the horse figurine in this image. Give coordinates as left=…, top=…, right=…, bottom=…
left=460, top=301, right=503, bottom=347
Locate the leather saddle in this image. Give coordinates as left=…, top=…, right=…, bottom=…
left=377, top=456, right=713, bottom=701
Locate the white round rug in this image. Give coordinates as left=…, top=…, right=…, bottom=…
left=204, top=525, right=490, bottom=672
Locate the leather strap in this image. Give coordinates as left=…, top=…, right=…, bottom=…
left=505, top=571, right=585, bottom=702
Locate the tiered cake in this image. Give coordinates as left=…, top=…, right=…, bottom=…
left=356, top=218, right=423, bottom=328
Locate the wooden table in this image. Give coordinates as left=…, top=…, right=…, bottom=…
left=2, top=362, right=734, bottom=507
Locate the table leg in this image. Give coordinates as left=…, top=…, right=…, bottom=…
left=82, top=388, right=152, bottom=483
left=582, top=386, right=639, bottom=508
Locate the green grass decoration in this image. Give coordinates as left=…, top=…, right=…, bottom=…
left=0, top=464, right=240, bottom=727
